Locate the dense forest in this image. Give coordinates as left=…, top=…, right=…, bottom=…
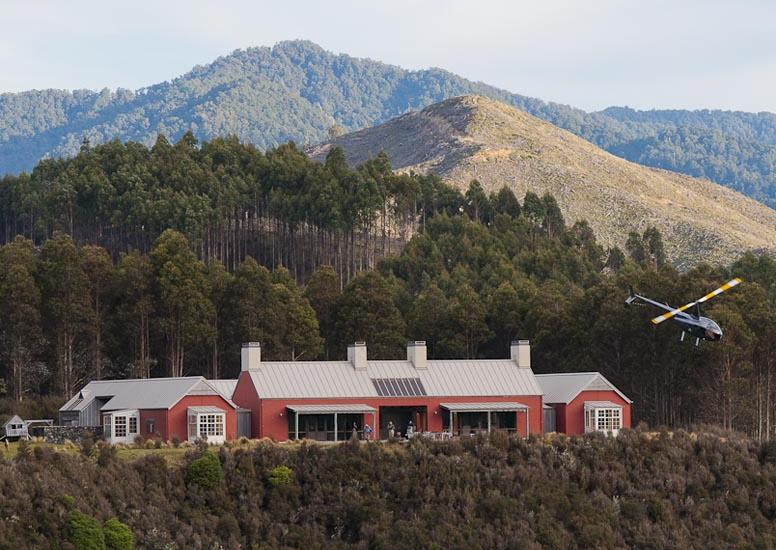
left=0, top=134, right=775, bottom=437
left=1, top=41, right=776, bottom=207
left=3, top=430, right=776, bottom=548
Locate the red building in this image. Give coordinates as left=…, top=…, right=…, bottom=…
left=60, top=344, right=633, bottom=444
left=536, top=373, right=632, bottom=435
left=233, top=341, right=545, bottom=441
left=59, top=377, right=239, bottom=444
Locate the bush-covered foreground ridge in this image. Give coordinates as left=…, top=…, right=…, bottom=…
left=2, top=431, right=776, bottom=548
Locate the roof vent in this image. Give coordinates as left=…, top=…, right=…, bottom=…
left=241, top=342, right=261, bottom=372
left=348, top=342, right=367, bottom=371
left=511, top=340, right=531, bottom=368
left=407, top=341, right=427, bottom=370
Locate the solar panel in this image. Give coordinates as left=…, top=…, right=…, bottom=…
left=372, top=378, right=427, bottom=397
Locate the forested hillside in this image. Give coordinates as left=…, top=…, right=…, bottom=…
left=1, top=137, right=775, bottom=434
left=3, top=432, right=776, bottom=548
left=309, top=95, right=776, bottom=267
left=1, top=40, right=775, bottom=207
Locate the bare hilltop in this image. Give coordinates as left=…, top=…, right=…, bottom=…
left=309, top=95, right=776, bottom=267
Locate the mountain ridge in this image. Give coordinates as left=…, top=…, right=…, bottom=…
left=1, top=40, right=775, bottom=208
left=309, top=95, right=776, bottom=267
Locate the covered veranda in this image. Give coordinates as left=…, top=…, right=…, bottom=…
left=440, top=402, right=529, bottom=437
left=287, top=404, right=377, bottom=441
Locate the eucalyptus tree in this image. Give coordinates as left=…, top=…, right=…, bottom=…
left=150, top=229, right=214, bottom=377
left=37, top=232, right=91, bottom=397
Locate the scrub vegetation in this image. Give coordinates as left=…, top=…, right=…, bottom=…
left=2, top=431, right=776, bottom=548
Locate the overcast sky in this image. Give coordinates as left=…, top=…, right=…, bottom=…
left=2, top=0, right=774, bottom=113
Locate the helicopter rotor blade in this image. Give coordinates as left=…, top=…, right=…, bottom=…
left=651, top=278, right=742, bottom=325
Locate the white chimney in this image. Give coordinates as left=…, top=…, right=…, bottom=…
left=511, top=340, right=531, bottom=368
left=407, top=341, right=427, bottom=370
left=348, top=342, right=367, bottom=371
left=241, top=342, right=261, bottom=372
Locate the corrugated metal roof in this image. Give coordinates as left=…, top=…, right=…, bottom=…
left=440, top=402, right=529, bottom=411
left=583, top=401, right=622, bottom=409
left=60, top=377, right=235, bottom=412
left=248, top=359, right=543, bottom=399
left=287, top=404, right=376, bottom=414
left=3, top=415, right=23, bottom=428
left=188, top=406, right=228, bottom=414
left=207, top=379, right=237, bottom=399
left=535, top=372, right=632, bottom=404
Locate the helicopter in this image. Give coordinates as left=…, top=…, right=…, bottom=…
left=625, top=278, right=742, bottom=346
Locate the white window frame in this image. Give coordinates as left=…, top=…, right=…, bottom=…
left=585, top=407, right=622, bottom=435
left=104, top=410, right=139, bottom=444
left=188, top=411, right=226, bottom=444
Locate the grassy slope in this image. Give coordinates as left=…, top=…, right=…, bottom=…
left=310, top=95, right=776, bottom=267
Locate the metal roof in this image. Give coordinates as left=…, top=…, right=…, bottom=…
left=248, top=359, right=543, bottom=399
left=535, top=372, right=632, bottom=404
left=188, top=406, right=228, bottom=414
left=206, top=379, right=237, bottom=399
left=287, top=404, right=377, bottom=414
left=440, top=402, right=529, bottom=411
left=3, top=415, right=22, bottom=427
left=583, top=401, right=623, bottom=409
left=60, top=377, right=236, bottom=412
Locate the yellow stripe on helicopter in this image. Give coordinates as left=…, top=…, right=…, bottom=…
left=651, top=278, right=742, bottom=325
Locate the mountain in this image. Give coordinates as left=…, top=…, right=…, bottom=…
left=1, top=40, right=775, bottom=208
left=308, top=95, right=776, bottom=267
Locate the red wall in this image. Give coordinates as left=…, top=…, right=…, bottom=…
left=165, top=395, right=237, bottom=442
left=139, top=409, right=168, bottom=440
left=550, top=404, right=567, bottom=433
left=256, top=395, right=544, bottom=441
left=233, top=371, right=262, bottom=438
left=561, top=390, right=631, bottom=435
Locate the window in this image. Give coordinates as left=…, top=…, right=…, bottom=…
left=146, top=418, right=155, bottom=434
left=103, top=415, right=112, bottom=438
left=596, top=408, right=621, bottom=432
left=129, top=416, right=138, bottom=434
left=114, top=416, right=127, bottom=437
left=585, top=408, right=621, bottom=433
left=198, top=414, right=224, bottom=438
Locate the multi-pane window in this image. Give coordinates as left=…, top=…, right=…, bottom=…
left=129, top=416, right=138, bottom=434
left=585, top=408, right=621, bottom=433
left=114, top=416, right=127, bottom=437
left=198, top=414, right=224, bottom=438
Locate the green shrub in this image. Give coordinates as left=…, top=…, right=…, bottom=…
left=103, top=518, right=134, bottom=550
left=267, top=465, right=295, bottom=487
left=185, top=451, right=223, bottom=489
left=68, top=510, right=105, bottom=550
